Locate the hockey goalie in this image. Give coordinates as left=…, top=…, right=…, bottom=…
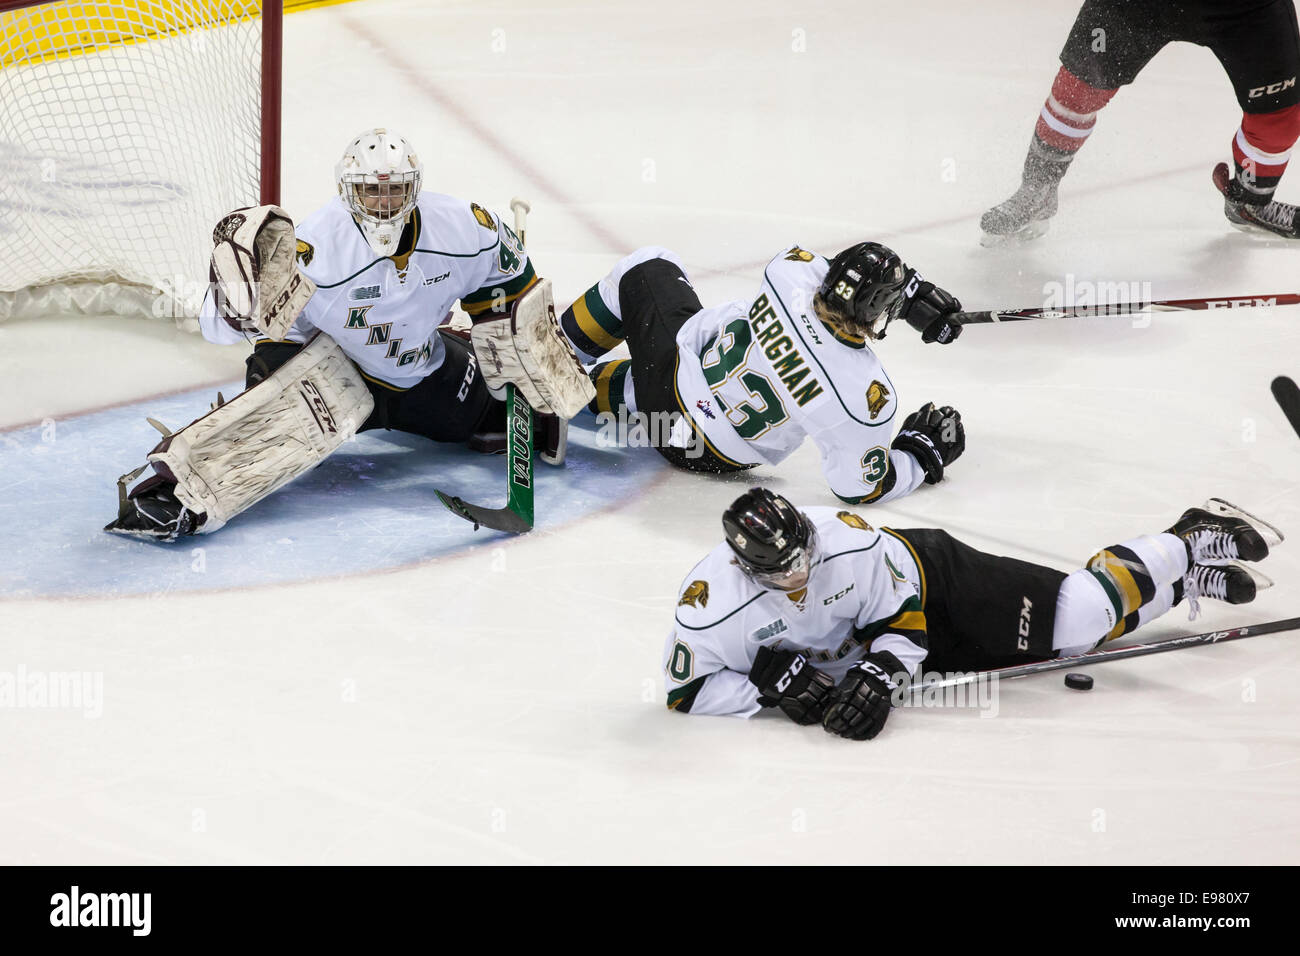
left=105, top=128, right=593, bottom=541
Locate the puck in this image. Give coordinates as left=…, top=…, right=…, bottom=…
left=1064, top=673, right=1094, bottom=691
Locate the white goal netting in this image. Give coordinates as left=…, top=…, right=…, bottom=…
left=0, top=0, right=268, bottom=325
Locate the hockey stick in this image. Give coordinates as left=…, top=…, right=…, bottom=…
left=956, top=292, right=1300, bottom=325
left=434, top=197, right=536, bottom=534
left=907, top=615, right=1300, bottom=693
left=1273, top=375, right=1300, bottom=440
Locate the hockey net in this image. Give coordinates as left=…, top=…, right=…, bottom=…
left=0, top=0, right=280, bottom=326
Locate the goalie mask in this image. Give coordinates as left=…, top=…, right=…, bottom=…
left=335, top=128, right=423, bottom=256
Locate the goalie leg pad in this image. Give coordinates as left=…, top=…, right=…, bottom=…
left=470, top=279, right=596, bottom=419
left=145, top=333, right=374, bottom=533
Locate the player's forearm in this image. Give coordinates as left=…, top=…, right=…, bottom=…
left=666, top=669, right=763, bottom=718
left=197, top=288, right=250, bottom=346
left=832, top=449, right=926, bottom=505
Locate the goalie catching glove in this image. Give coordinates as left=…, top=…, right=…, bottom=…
left=210, top=205, right=316, bottom=340
left=470, top=278, right=595, bottom=419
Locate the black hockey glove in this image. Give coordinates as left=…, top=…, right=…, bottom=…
left=891, top=402, right=965, bottom=484
left=898, top=273, right=963, bottom=345
left=748, top=646, right=837, bottom=726
left=822, top=655, right=900, bottom=741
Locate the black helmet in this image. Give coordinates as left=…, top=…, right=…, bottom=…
left=722, top=488, right=817, bottom=588
left=816, top=242, right=910, bottom=339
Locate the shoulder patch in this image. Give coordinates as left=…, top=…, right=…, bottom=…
left=296, top=239, right=314, bottom=267
left=866, top=380, right=890, bottom=419
left=679, top=580, right=709, bottom=608
left=470, top=203, right=496, bottom=232
left=785, top=246, right=814, bottom=262
left=836, top=511, right=873, bottom=532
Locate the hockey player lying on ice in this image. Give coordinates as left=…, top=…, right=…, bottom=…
left=556, top=242, right=967, bottom=506
left=106, top=129, right=592, bottom=540
left=664, top=488, right=1277, bottom=741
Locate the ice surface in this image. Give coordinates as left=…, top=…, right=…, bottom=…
left=0, top=0, right=1297, bottom=864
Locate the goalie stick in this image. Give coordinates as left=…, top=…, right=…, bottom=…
left=907, top=615, right=1300, bottom=694
left=1273, top=375, right=1300, bottom=441
left=955, top=292, right=1300, bottom=325
left=435, top=197, right=537, bottom=534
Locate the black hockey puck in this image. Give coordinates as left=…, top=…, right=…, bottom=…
left=1064, top=673, right=1094, bottom=691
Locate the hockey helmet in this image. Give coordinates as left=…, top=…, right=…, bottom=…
left=722, top=488, right=819, bottom=591
left=336, top=128, right=423, bottom=256
left=815, top=241, right=910, bottom=339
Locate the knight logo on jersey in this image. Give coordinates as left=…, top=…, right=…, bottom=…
left=296, top=238, right=315, bottom=267
left=866, top=381, right=890, bottom=419
left=836, top=511, right=873, bottom=532
left=679, top=580, right=710, bottom=608
left=470, top=203, right=496, bottom=231
left=785, top=247, right=815, bottom=262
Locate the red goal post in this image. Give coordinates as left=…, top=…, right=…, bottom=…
left=0, top=0, right=282, bottom=325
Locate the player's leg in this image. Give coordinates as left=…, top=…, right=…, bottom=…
left=1054, top=506, right=1272, bottom=655
left=981, top=0, right=1171, bottom=241
left=1204, top=0, right=1300, bottom=238
left=381, top=329, right=505, bottom=443
left=105, top=334, right=375, bottom=540
left=557, top=247, right=689, bottom=364
left=615, top=255, right=752, bottom=474
left=885, top=528, right=1068, bottom=674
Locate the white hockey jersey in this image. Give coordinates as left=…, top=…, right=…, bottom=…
left=673, top=246, right=926, bottom=504
left=663, top=506, right=929, bottom=718
left=199, top=192, right=536, bottom=389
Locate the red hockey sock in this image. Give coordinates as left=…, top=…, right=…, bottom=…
left=1034, top=67, right=1118, bottom=154
left=1233, top=104, right=1300, bottom=198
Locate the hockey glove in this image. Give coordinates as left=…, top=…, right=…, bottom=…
left=891, top=402, right=965, bottom=484
left=898, top=273, right=963, bottom=345
left=822, top=655, right=900, bottom=741
left=748, top=646, right=837, bottom=726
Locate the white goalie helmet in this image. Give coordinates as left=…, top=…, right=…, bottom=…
left=335, top=128, right=423, bottom=255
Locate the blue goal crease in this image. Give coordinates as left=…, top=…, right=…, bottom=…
left=0, top=382, right=663, bottom=598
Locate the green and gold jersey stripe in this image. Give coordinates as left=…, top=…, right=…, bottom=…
left=666, top=675, right=709, bottom=712
left=461, top=262, right=539, bottom=316
left=880, top=529, right=927, bottom=608
left=591, top=359, right=630, bottom=415
left=567, top=285, right=624, bottom=353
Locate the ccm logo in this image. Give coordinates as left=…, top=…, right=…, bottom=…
left=1205, top=297, right=1277, bottom=308
left=775, top=655, right=805, bottom=692
left=299, top=380, right=338, bottom=435
left=457, top=354, right=478, bottom=401
left=1249, top=77, right=1296, bottom=98
left=1017, top=597, right=1032, bottom=650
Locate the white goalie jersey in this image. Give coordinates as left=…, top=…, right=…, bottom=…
left=663, top=507, right=929, bottom=717
left=673, top=246, right=927, bottom=504
left=200, top=192, right=537, bottom=390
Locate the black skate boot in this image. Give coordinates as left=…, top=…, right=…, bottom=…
left=104, top=473, right=204, bottom=541
left=1169, top=506, right=1270, bottom=563
left=980, top=140, right=1072, bottom=245
left=1213, top=163, right=1299, bottom=240
left=1184, top=563, right=1258, bottom=614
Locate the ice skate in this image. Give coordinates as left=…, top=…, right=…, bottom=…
left=1213, top=162, right=1300, bottom=239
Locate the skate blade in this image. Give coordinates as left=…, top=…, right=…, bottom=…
left=1241, top=563, right=1275, bottom=592
left=1205, top=497, right=1285, bottom=547
left=978, top=219, right=1050, bottom=248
